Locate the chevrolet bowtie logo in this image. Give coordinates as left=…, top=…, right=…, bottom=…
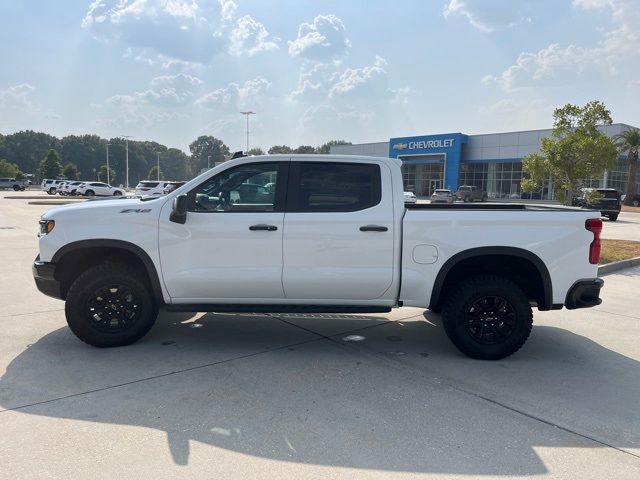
left=392, top=143, right=408, bottom=150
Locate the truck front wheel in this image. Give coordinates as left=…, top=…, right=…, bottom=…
left=65, top=263, right=158, bottom=347
left=441, top=275, right=533, bottom=360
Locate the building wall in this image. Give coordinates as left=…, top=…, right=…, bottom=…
left=330, top=124, right=639, bottom=198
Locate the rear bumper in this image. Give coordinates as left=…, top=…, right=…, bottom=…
left=565, top=278, right=603, bottom=309
left=32, top=255, right=63, bottom=300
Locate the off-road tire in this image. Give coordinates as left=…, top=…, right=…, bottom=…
left=12, top=185, right=20, bottom=191
left=608, top=213, right=619, bottom=222
left=441, top=275, right=533, bottom=360
left=65, top=262, right=158, bottom=347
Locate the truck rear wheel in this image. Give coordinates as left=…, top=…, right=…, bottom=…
left=65, top=263, right=158, bottom=347
left=607, top=213, right=618, bottom=221
left=441, top=275, right=533, bottom=360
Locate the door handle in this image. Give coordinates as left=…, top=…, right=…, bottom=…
left=360, top=225, right=388, bottom=232
left=249, top=224, right=278, bottom=231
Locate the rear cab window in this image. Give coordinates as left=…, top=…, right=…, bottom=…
left=288, top=162, right=381, bottom=212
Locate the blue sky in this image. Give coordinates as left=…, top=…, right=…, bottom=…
left=1, top=0, right=638, bottom=152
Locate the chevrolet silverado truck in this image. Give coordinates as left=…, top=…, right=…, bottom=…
left=33, top=155, right=604, bottom=359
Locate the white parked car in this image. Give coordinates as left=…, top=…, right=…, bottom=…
left=59, top=181, right=84, bottom=196
left=135, top=181, right=172, bottom=196
left=403, top=191, right=417, bottom=203
left=431, top=189, right=455, bottom=204
left=34, top=154, right=604, bottom=360
left=41, top=179, right=66, bottom=195
left=75, top=182, right=125, bottom=197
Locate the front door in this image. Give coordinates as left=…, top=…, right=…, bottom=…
left=282, top=161, right=395, bottom=301
left=159, top=161, right=288, bottom=301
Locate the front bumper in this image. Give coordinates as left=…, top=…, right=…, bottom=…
left=33, top=255, right=63, bottom=300
left=565, top=278, right=604, bottom=309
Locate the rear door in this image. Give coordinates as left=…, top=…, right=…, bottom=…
left=282, top=160, right=395, bottom=300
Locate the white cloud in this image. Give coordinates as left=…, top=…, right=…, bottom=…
left=484, top=0, right=640, bottom=90
left=288, top=14, right=350, bottom=61
left=229, top=15, right=279, bottom=56
left=83, top=0, right=277, bottom=64
left=329, top=56, right=388, bottom=99
left=106, top=73, right=204, bottom=107
left=196, top=77, right=271, bottom=109
left=443, top=0, right=531, bottom=33
left=0, top=83, right=36, bottom=110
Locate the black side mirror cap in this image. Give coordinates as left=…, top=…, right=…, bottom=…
left=170, top=194, right=188, bottom=224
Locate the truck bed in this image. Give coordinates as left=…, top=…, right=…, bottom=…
left=405, top=203, right=588, bottom=212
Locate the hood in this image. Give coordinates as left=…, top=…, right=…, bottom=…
left=41, top=195, right=168, bottom=220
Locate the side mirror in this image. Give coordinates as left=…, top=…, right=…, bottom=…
left=170, top=194, right=188, bottom=224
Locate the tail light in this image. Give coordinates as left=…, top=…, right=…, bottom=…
left=585, top=218, right=602, bottom=264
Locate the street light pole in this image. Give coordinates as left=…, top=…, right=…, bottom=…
left=106, top=143, right=112, bottom=185
left=156, top=152, right=160, bottom=181
left=240, top=111, right=255, bottom=152
left=121, top=135, right=133, bottom=188
left=207, top=155, right=211, bottom=169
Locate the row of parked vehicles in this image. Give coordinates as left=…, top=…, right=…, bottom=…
left=41, top=179, right=126, bottom=197
left=40, top=179, right=187, bottom=197
left=404, top=186, right=489, bottom=204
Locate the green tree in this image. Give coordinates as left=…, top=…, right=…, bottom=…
left=247, top=147, right=265, bottom=156
left=188, top=136, right=230, bottom=175
left=268, top=145, right=293, bottom=154
left=613, top=128, right=640, bottom=205
left=62, top=163, right=80, bottom=180
left=0, top=159, right=21, bottom=178
left=294, top=145, right=316, bottom=154
left=521, top=101, right=618, bottom=205
left=39, top=149, right=63, bottom=179
left=148, top=165, right=164, bottom=181
left=316, top=140, right=351, bottom=154
left=0, top=130, right=60, bottom=176
left=97, top=165, right=116, bottom=184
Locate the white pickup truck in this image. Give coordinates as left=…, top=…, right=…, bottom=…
left=33, top=155, right=604, bottom=359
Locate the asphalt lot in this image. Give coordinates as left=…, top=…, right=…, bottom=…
left=1, top=190, right=639, bottom=479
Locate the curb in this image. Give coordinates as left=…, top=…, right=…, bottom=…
left=598, top=256, right=640, bottom=275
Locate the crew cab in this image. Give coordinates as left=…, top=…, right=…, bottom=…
left=33, top=155, right=604, bottom=360
left=0, top=178, right=27, bottom=191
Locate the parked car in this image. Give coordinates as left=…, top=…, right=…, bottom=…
left=75, top=182, right=125, bottom=197
left=162, top=182, right=186, bottom=195
left=0, top=178, right=27, bottom=191
left=59, top=181, right=84, bottom=196
left=403, top=191, right=417, bottom=204
left=34, top=154, right=604, bottom=360
left=456, top=185, right=487, bottom=202
left=430, top=189, right=455, bottom=204
left=41, top=179, right=66, bottom=195
left=573, top=188, right=621, bottom=221
left=135, top=181, right=175, bottom=196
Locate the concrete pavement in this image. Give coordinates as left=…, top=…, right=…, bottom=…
left=1, top=191, right=639, bottom=479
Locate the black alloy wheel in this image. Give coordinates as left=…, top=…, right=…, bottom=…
left=85, top=284, right=142, bottom=334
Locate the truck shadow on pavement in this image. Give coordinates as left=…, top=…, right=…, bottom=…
left=1, top=310, right=638, bottom=475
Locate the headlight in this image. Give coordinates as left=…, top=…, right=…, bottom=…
left=39, top=219, right=55, bottom=235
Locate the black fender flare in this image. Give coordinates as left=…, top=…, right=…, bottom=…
left=51, top=239, right=165, bottom=304
left=429, top=246, right=553, bottom=310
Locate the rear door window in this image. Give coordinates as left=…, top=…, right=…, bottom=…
left=288, top=162, right=381, bottom=212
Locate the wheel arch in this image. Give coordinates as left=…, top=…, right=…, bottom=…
left=429, top=247, right=552, bottom=311
left=51, top=239, right=165, bottom=304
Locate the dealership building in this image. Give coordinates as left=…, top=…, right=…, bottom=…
left=330, top=124, right=638, bottom=199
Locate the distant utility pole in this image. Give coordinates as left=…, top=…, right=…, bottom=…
left=121, top=135, right=133, bottom=188
left=156, top=152, right=160, bottom=181
left=207, top=155, right=211, bottom=169
left=106, top=143, right=112, bottom=185
left=240, top=111, right=255, bottom=152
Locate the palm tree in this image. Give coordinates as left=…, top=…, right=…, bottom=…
left=614, top=128, right=640, bottom=206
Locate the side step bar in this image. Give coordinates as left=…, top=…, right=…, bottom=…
left=165, top=304, right=393, bottom=314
